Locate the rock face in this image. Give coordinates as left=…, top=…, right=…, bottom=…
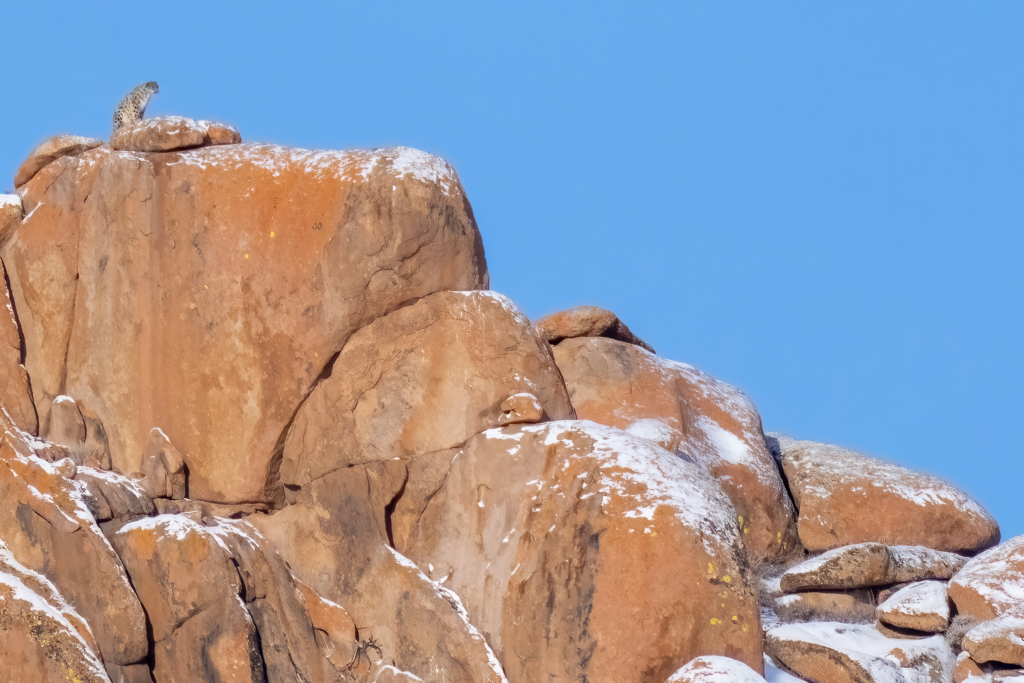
left=780, top=543, right=966, bottom=592
left=767, top=622, right=954, bottom=683
left=533, top=305, right=655, bottom=352
left=667, top=655, right=767, bottom=682
left=404, top=421, right=764, bottom=682
left=0, top=258, right=36, bottom=434
left=771, top=435, right=1000, bottom=554
left=6, top=143, right=488, bottom=503
left=281, top=290, right=573, bottom=489
left=876, top=581, right=951, bottom=633
left=12, top=135, right=102, bottom=189
left=552, top=337, right=798, bottom=561
left=948, top=535, right=1024, bottom=622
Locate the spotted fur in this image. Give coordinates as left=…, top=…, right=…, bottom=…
left=112, top=82, right=159, bottom=132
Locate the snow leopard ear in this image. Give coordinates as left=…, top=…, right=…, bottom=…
left=146, top=81, right=159, bottom=93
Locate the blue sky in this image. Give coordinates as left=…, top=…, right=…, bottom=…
left=3, top=2, right=1022, bottom=540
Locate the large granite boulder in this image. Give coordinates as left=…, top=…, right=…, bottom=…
left=403, top=421, right=764, bottom=683
left=770, top=435, right=999, bottom=554
left=12, top=135, right=102, bottom=189
left=948, top=535, right=1024, bottom=622
left=552, top=337, right=798, bottom=561
left=6, top=143, right=488, bottom=504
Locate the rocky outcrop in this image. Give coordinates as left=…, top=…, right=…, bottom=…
left=771, top=435, right=1000, bottom=554
left=12, top=135, right=102, bottom=189
left=403, top=421, right=763, bottom=682
left=552, top=337, right=798, bottom=561
left=6, top=142, right=488, bottom=503
left=948, top=535, right=1024, bottom=622
left=534, top=305, right=655, bottom=352
left=0, top=257, right=36, bottom=433
left=109, top=116, right=241, bottom=152
left=280, top=290, right=573, bottom=489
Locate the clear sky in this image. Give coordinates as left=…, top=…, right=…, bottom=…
left=3, top=2, right=1022, bottom=540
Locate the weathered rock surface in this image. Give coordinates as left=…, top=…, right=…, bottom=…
left=12, top=135, right=102, bottom=189
left=6, top=143, right=488, bottom=503
left=0, top=257, right=36, bottom=433
left=139, top=428, right=187, bottom=499
left=774, top=589, right=876, bottom=624
left=249, top=464, right=508, bottom=683
left=877, top=581, right=951, bottom=633
left=74, top=467, right=155, bottom=521
left=534, top=305, right=655, bottom=352
left=949, top=535, right=1024, bottom=622
left=109, top=116, right=239, bottom=153
left=963, top=615, right=1024, bottom=667
left=0, top=556, right=110, bottom=683
left=0, top=195, right=21, bottom=247
left=767, top=622, right=954, bottom=683
left=403, top=421, right=763, bottom=682
left=281, top=290, right=572, bottom=489
left=770, top=434, right=1000, bottom=554
left=0, top=429, right=147, bottom=664
left=667, top=655, right=767, bottom=682
left=780, top=543, right=966, bottom=592
left=553, top=337, right=797, bottom=561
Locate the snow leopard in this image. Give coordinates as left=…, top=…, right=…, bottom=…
left=112, top=82, right=159, bottom=132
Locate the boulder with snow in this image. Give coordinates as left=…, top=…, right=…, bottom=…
left=6, top=142, right=488, bottom=504
left=774, top=589, right=876, bottom=624
left=109, top=115, right=240, bottom=152
left=876, top=581, right=951, bottom=633
left=667, top=655, right=767, bottom=682
left=12, top=134, right=102, bottom=189
left=770, top=434, right=1000, bottom=553
left=780, top=543, right=966, bottom=592
left=552, top=336, right=798, bottom=561
left=767, top=621, right=954, bottom=683
left=948, top=535, right=1024, bottom=622
left=403, top=421, right=764, bottom=682
left=963, top=615, right=1024, bottom=668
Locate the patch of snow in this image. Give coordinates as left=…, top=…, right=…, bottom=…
left=878, top=581, right=949, bottom=619
left=624, top=418, right=679, bottom=446
left=697, top=417, right=753, bottom=465
left=0, top=194, right=21, bottom=210
left=666, top=655, right=766, bottom=682
left=117, top=514, right=200, bottom=541
left=764, top=655, right=804, bottom=683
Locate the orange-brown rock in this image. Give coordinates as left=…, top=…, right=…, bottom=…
left=534, top=305, right=655, bottom=352
left=75, top=467, right=155, bottom=521
left=0, top=258, right=36, bottom=433
left=498, top=392, right=545, bottom=426
left=5, top=143, right=488, bottom=503
left=403, top=421, right=763, bottom=683
left=667, top=655, right=767, bottom=682
left=249, top=464, right=508, bottom=683
left=963, top=615, right=1024, bottom=667
left=109, top=115, right=207, bottom=152
left=296, top=578, right=359, bottom=670
left=0, top=195, right=21, bottom=247
left=771, top=434, right=1000, bottom=553
left=949, top=535, right=1024, bottom=622
left=780, top=543, right=966, bottom=592
left=198, top=120, right=242, bottom=146
left=767, top=622, right=954, bottom=683
left=552, top=337, right=798, bottom=561
left=954, top=652, right=985, bottom=683
left=108, top=515, right=265, bottom=682
left=0, top=432, right=147, bottom=665
left=0, top=563, right=109, bottom=683
left=139, top=428, right=187, bottom=499
left=281, top=290, right=572, bottom=489
left=12, top=134, right=102, bottom=188
left=876, top=581, right=951, bottom=633
left=44, top=395, right=112, bottom=468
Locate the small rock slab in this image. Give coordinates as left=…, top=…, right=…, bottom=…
left=949, top=534, right=1024, bottom=622
left=877, top=581, right=951, bottom=633
left=110, top=115, right=241, bottom=152
left=781, top=542, right=966, bottom=592
left=534, top=305, right=655, bottom=352
left=667, top=655, right=766, bottom=682
left=767, top=622, right=954, bottom=683
left=964, top=615, right=1024, bottom=667
left=770, top=434, right=1000, bottom=554
left=13, top=135, right=102, bottom=188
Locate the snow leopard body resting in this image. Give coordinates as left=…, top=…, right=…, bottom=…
left=112, top=82, right=159, bottom=132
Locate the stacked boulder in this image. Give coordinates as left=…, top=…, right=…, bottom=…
left=0, top=119, right=1022, bottom=683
